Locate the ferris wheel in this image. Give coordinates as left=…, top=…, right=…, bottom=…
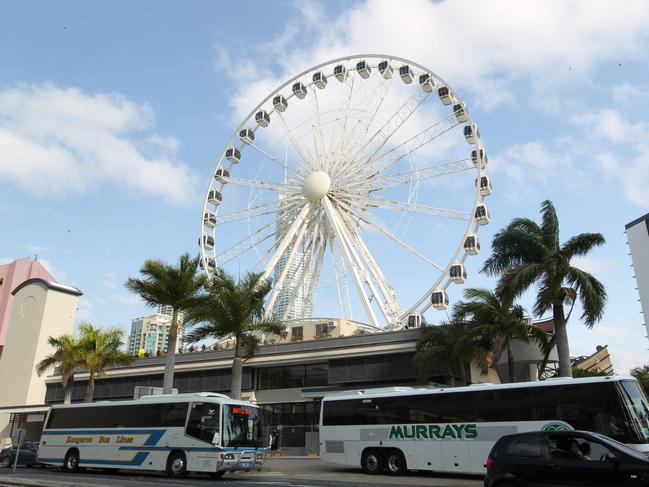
left=199, top=54, right=491, bottom=330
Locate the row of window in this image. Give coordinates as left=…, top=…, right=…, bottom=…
left=322, top=382, right=639, bottom=443
left=257, top=364, right=328, bottom=389
left=46, top=403, right=189, bottom=429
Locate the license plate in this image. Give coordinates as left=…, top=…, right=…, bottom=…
left=240, top=462, right=250, bottom=469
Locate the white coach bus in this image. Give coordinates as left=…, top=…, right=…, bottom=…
left=38, top=392, right=265, bottom=478
left=320, top=376, right=649, bottom=475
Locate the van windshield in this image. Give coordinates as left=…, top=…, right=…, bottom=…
left=619, top=380, right=649, bottom=443
left=222, top=405, right=262, bottom=448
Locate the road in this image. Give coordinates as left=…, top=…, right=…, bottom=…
left=0, top=458, right=484, bottom=487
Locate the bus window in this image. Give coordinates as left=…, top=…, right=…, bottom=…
left=186, top=402, right=220, bottom=444
left=223, top=405, right=262, bottom=448
left=619, top=380, right=649, bottom=442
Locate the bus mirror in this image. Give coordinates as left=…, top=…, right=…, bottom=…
left=212, top=432, right=220, bottom=445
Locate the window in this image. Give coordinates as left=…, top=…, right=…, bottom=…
left=548, top=435, right=617, bottom=462
left=186, top=402, right=220, bottom=444
left=46, top=402, right=189, bottom=429
left=257, top=363, right=328, bottom=389
left=291, top=327, right=303, bottom=340
left=222, top=404, right=262, bottom=448
left=315, top=323, right=331, bottom=337
left=305, top=364, right=328, bottom=387
left=507, top=436, right=546, bottom=458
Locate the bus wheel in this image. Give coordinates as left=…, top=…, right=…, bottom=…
left=385, top=449, right=407, bottom=476
left=209, top=470, right=226, bottom=479
left=166, top=451, right=188, bottom=479
left=361, top=449, right=383, bottom=475
left=62, top=449, right=80, bottom=473
left=1, top=456, right=12, bottom=468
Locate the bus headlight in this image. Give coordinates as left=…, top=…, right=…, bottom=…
left=223, top=453, right=235, bottom=460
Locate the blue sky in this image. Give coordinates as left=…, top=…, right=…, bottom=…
left=2, top=0, right=649, bottom=372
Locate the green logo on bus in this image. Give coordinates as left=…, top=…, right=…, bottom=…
left=542, top=422, right=573, bottom=432
left=388, top=424, right=478, bottom=440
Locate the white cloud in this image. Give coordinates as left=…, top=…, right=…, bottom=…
left=112, top=293, right=143, bottom=307
left=103, top=272, right=119, bottom=289
left=570, top=256, right=613, bottom=276
left=0, top=83, right=196, bottom=204
left=612, top=83, right=649, bottom=103
left=217, top=0, right=649, bottom=118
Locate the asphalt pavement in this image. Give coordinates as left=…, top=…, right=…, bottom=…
left=0, top=458, right=484, bottom=487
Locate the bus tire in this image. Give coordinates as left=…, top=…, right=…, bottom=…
left=385, top=449, right=407, bottom=476
left=166, top=451, right=188, bottom=479
left=209, top=470, right=226, bottom=479
left=62, top=449, right=80, bottom=473
left=1, top=456, right=12, bottom=468
left=361, top=449, right=383, bottom=475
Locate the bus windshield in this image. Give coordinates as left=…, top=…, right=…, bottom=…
left=222, top=405, right=262, bottom=448
left=619, top=380, right=649, bottom=442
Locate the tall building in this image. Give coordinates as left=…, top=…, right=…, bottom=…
left=626, top=213, right=649, bottom=342
left=157, top=304, right=185, bottom=323
left=127, top=314, right=183, bottom=356
left=0, top=258, right=81, bottom=446
left=271, top=194, right=315, bottom=321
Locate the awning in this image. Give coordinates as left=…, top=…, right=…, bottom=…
left=0, top=405, right=50, bottom=415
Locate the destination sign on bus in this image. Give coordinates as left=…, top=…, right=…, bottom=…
left=231, top=406, right=252, bottom=415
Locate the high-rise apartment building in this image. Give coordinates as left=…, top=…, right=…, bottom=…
left=271, top=193, right=315, bottom=321
left=127, top=314, right=183, bottom=356
left=626, top=212, right=649, bottom=341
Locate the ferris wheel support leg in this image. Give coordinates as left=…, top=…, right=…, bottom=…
left=257, top=203, right=313, bottom=288
left=323, top=197, right=382, bottom=327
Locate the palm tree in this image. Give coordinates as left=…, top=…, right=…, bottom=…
left=36, top=334, right=84, bottom=404
left=183, top=270, right=284, bottom=400
left=482, top=200, right=606, bottom=378
left=415, top=321, right=491, bottom=384
left=78, top=323, right=133, bottom=402
left=126, top=253, right=206, bottom=393
left=632, top=365, right=649, bottom=395
left=452, top=288, right=548, bottom=383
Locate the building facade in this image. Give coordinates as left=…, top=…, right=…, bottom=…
left=626, top=213, right=649, bottom=342
left=127, top=314, right=184, bottom=356
left=0, top=260, right=81, bottom=446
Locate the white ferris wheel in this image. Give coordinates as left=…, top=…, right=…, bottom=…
left=199, top=54, right=491, bottom=330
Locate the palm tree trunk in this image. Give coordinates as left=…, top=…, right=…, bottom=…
left=537, top=335, right=557, bottom=379
left=506, top=337, right=516, bottom=383
left=458, top=360, right=467, bottom=384
left=553, top=302, right=572, bottom=378
left=163, top=308, right=179, bottom=394
left=63, top=380, right=73, bottom=404
left=85, top=372, right=95, bottom=402
left=231, top=335, right=243, bottom=400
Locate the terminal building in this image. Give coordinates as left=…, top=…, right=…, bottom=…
left=627, top=212, right=649, bottom=343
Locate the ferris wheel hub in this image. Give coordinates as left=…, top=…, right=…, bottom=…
left=302, top=171, right=331, bottom=200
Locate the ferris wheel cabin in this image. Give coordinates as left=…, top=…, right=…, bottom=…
left=378, top=60, right=393, bottom=79
left=255, top=110, right=271, bottom=127
left=475, top=204, right=490, bottom=225
left=273, top=95, right=288, bottom=112
left=207, top=189, right=222, bottom=206
left=334, top=64, right=348, bottom=81
left=225, top=147, right=241, bottom=164
left=203, top=212, right=216, bottom=228
left=431, top=289, right=449, bottom=310
left=438, top=86, right=454, bottom=105
left=478, top=175, right=492, bottom=196
left=419, top=73, right=435, bottom=92
left=239, top=128, right=255, bottom=144
left=471, top=149, right=488, bottom=169
left=399, top=65, right=414, bottom=83
left=313, top=72, right=327, bottom=89
left=453, top=103, right=468, bottom=123
left=464, top=124, right=479, bottom=144
left=199, top=257, right=216, bottom=272
left=356, top=60, right=371, bottom=79
left=292, top=82, right=307, bottom=99
left=200, top=234, right=215, bottom=250
left=214, top=169, right=230, bottom=183
left=464, top=234, right=480, bottom=255
left=450, top=263, right=467, bottom=284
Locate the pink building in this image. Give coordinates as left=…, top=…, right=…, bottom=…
left=0, top=258, right=56, bottom=357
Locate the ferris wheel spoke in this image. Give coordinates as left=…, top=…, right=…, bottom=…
left=307, top=85, right=328, bottom=172
left=227, top=176, right=301, bottom=193
left=328, top=74, right=356, bottom=174
left=216, top=220, right=278, bottom=265
left=336, top=207, right=404, bottom=323
left=329, top=237, right=353, bottom=319
left=248, top=142, right=306, bottom=180
left=343, top=86, right=430, bottom=180
left=336, top=193, right=471, bottom=221
left=307, top=232, right=327, bottom=313
left=275, top=108, right=316, bottom=172
left=216, top=197, right=303, bottom=225
left=364, top=114, right=461, bottom=177
left=257, top=203, right=313, bottom=285
left=323, top=197, right=380, bottom=327
left=332, top=196, right=444, bottom=272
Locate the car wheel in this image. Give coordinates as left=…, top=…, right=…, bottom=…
left=361, top=449, right=383, bottom=475
left=385, top=449, right=407, bottom=476
left=166, top=451, right=188, bottom=479
left=62, top=449, right=80, bottom=473
left=209, top=470, right=226, bottom=479
left=1, top=456, right=11, bottom=468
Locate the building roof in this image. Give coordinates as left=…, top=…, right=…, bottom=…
left=625, top=212, right=649, bottom=230
left=11, top=278, right=83, bottom=297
